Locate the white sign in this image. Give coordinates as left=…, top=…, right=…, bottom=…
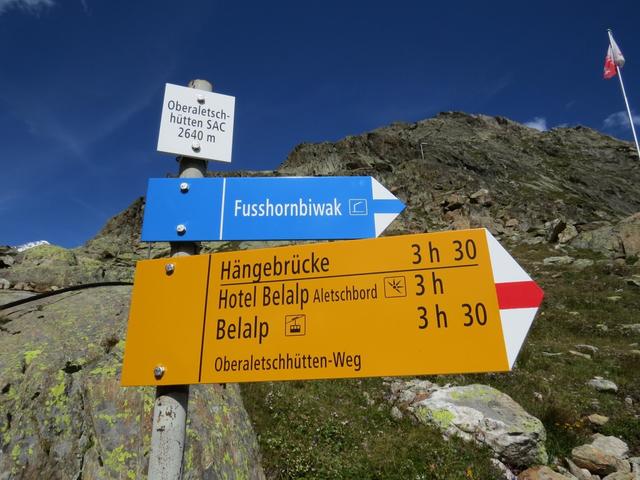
left=157, top=83, right=235, bottom=163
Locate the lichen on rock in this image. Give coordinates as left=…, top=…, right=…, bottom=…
left=392, top=381, right=548, bottom=468
left=0, top=286, right=264, bottom=479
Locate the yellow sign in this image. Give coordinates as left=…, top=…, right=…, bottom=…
left=122, top=229, right=542, bottom=386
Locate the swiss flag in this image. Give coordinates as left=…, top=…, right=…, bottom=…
left=604, top=46, right=618, bottom=79
left=604, top=33, right=626, bottom=80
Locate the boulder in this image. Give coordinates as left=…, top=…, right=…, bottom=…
left=588, top=377, right=618, bottom=393
left=12, top=282, right=31, bottom=291
left=575, top=345, right=599, bottom=355
left=573, top=259, right=595, bottom=269
left=470, top=188, right=492, bottom=206
left=558, top=224, right=579, bottom=244
left=0, top=255, right=14, bottom=268
left=517, top=466, right=573, bottom=479
left=570, top=223, right=624, bottom=258
left=620, top=324, right=640, bottom=335
left=591, top=434, right=629, bottom=460
left=617, top=213, right=640, bottom=258
left=390, top=406, right=403, bottom=421
left=543, top=256, right=574, bottom=266
left=568, top=213, right=640, bottom=260
left=569, top=350, right=591, bottom=360
left=565, top=457, right=596, bottom=480
left=0, top=286, right=264, bottom=479
left=410, top=384, right=548, bottom=468
left=602, top=473, right=636, bottom=480
left=572, top=444, right=630, bottom=476
left=587, top=414, right=610, bottom=427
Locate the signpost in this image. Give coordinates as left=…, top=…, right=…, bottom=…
left=133, top=79, right=544, bottom=479
left=157, top=83, right=235, bottom=163
left=148, top=79, right=224, bottom=480
left=122, top=228, right=543, bottom=386
left=141, top=176, right=405, bottom=241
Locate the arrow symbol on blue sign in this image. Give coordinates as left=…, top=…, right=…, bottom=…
left=141, top=177, right=405, bottom=241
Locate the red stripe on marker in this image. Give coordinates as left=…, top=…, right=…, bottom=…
left=495, top=281, right=544, bottom=309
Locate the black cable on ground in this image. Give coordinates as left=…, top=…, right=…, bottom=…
left=0, top=281, right=133, bottom=311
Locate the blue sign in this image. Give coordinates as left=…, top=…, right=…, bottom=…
left=141, top=177, right=405, bottom=241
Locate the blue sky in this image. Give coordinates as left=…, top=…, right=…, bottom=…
left=1, top=0, right=639, bottom=248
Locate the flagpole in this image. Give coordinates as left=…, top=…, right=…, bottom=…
left=608, top=29, right=640, bottom=160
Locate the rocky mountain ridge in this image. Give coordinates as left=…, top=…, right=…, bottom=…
left=280, top=113, right=640, bottom=246
left=2, top=111, right=640, bottom=479
left=5, top=112, right=640, bottom=292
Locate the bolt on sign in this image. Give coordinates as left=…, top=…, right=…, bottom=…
left=157, top=83, right=235, bottom=163
left=121, top=228, right=543, bottom=386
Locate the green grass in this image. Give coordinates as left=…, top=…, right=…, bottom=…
left=241, top=244, right=640, bottom=478
left=242, top=378, right=501, bottom=479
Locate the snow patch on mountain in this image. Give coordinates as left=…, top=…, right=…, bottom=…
left=15, top=240, right=50, bottom=252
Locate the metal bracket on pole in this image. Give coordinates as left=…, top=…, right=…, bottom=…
left=147, top=78, right=212, bottom=480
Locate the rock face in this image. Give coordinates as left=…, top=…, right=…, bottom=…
left=0, top=287, right=264, bottom=479
left=279, top=113, right=640, bottom=248
left=387, top=380, right=547, bottom=468
left=81, top=197, right=146, bottom=260
left=3, top=244, right=102, bottom=289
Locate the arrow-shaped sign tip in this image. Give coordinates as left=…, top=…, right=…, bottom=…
left=371, top=178, right=405, bottom=237
left=485, top=230, right=544, bottom=369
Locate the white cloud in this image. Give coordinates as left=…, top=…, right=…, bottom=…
left=603, top=110, right=640, bottom=130
left=524, top=117, right=547, bottom=132
left=0, top=0, right=54, bottom=15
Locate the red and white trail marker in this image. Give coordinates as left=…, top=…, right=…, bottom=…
left=486, top=232, right=544, bottom=368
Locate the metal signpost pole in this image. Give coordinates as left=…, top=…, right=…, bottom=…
left=147, top=79, right=212, bottom=480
